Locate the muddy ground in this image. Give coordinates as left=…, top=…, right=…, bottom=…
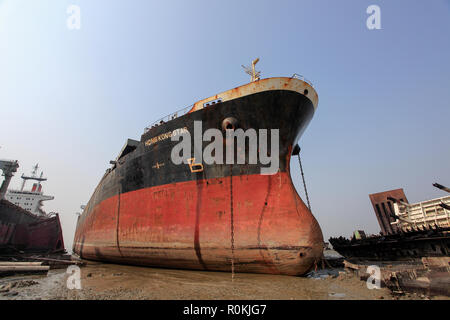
left=0, top=261, right=448, bottom=300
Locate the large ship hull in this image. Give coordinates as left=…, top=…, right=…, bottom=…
left=74, top=78, right=324, bottom=275
left=0, top=199, right=65, bottom=254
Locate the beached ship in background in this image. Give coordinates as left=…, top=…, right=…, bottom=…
left=329, top=184, right=450, bottom=261
left=0, top=161, right=65, bottom=254
left=73, top=60, right=324, bottom=275
left=329, top=184, right=450, bottom=296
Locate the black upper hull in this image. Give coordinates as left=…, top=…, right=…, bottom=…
left=83, top=89, right=315, bottom=213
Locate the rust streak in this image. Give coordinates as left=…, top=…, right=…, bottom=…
left=194, top=180, right=207, bottom=270
left=257, top=175, right=279, bottom=274
left=116, top=186, right=123, bottom=257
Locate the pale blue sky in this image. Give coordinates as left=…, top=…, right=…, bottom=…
left=1, top=0, right=449, bottom=251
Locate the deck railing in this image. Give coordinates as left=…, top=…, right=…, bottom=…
left=144, top=74, right=315, bottom=134
left=144, top=104, right=193, bottom=133
left=291, top=73, right=314, bottom=88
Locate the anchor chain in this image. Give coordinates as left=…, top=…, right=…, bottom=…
left=297, top=148, right=312, bottom=212
left=230, top=171, right=235, bottom=281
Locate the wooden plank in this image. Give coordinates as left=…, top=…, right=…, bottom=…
left=0, top=266, right=49, bottom=272
left=0, top=262, right=43, bottom=266
left=422, top=257, right=450, bottom=269
left=30, top=257, right=82, bottom=265
left=343, top=260, right=361, bottom=270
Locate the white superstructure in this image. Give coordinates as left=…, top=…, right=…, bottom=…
left=5, top=164, right=54, bottom=216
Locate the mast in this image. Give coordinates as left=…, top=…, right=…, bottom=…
left=242, top=58, right=261, bottom=82
left=20, top=163, right=47, bottom=192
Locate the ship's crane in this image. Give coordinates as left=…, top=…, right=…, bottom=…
left=433, top=183, right=450, bottom=210
left=433, top=182, right=450, bottom=194
left=0, top=159, right=19, bottom=200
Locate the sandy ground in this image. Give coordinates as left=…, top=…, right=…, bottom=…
left=0, top=261, right=448, bottom=300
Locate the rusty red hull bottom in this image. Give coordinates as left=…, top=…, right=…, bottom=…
left=74, top=172, right=323, bottom=276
